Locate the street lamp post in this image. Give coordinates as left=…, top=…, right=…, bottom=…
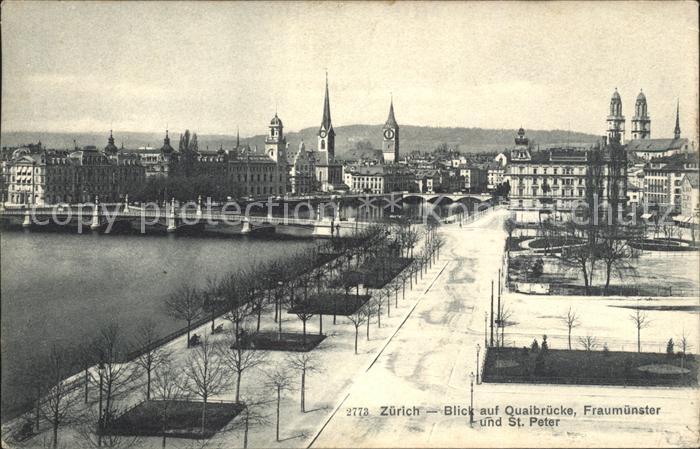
left=97, top=359, right=105, bottom=447
left=469, top=372, right=475, bottom=427
left=476, top=344, right=481, bottom=384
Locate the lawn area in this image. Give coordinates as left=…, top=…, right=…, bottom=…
left=232, top=331, right=326, bottom=352
left=482, top=347, right=698, bottom=387
left=106, top=400, right=244, bottom=439
left=288, top=293, right=371, bottom=316
left=507, top=250, right=699, bottom=296
left=333, top=257, right=413, bottom=289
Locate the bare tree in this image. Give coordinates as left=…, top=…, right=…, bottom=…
left=182, top=336, right=230, bottom=436
left=599, top=223, right=642, bottom=295
left=287, top=353, right=323, bottom=413
left=134, top=319, right=170, bottom=400
left=40, top=344, right=79, bottom=449
left=578, top=335, right=599, bottom=351
left=231, top=398, right=268, bottom=449
left=370, top=292, right=383, bottom=328
left=220, top=331, right=267, bottom=404
left=293, top=295, right=315, bottom=346
left=347, top=306, right=368, bottom=354
left=165, top=284, right=203, bottom=348
left=151, top=359, right=187, bottom=449
left=90, top=323, right=140, bottom=436
left=73, top=406, right=141, bottom=449
left=202, top=275, right=224, bottom=333
left=222, top=275, right=251, bottom=344
left=265, top=363, right=295, bottom=442
left=629, top=305, right=651, bottom=353
left=562, top=307, right=580, bottom=350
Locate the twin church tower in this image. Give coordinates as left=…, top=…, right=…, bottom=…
left=606, top=88, right=682, bottom=144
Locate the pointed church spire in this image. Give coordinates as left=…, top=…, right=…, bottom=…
left=674, top=100, right=681, bottom=139
left=321, top=71, right=332, bottom=131
left=236, top=126, right=240, bottom=148
left=385, top=95, right=398, bottom=127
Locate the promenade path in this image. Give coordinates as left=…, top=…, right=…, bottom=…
left=310, top=209, right=699, bottom=448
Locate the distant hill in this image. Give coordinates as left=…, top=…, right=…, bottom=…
left=1, top=126, right=600, bottom=157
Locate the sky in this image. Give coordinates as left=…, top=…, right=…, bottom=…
left=2, top=1, right=698, bottom=140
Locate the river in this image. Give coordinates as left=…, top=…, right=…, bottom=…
left=0, top=228, right=316, bottom=419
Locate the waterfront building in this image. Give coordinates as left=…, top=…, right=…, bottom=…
left=505, top=128, right=627, bottom=222
left=3, top=134, right=145, bottom=206
left=140, top=130, right=178, bottom=178
left=458, top=164, right=488, bottom=193
left=345, top=164, right=414, bottom=194
left=486, top=158, right=507, bottom=192
left=288, top=140, right=315, bottom=195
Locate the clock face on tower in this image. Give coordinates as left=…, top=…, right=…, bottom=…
left=319, top=130, right=327, bottom=138
left=384, top=129, right=395, bottom=140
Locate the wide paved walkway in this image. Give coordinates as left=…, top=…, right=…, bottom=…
left=310, top=210, right=699, bottom=448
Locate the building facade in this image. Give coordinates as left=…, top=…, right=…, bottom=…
left=345, top=165, right=414, bottom=194
left=3, top=136, right=145, bottom=206
left=642, top=153, right=699, bottom=213
left=505, top=128, right=627, bottom=222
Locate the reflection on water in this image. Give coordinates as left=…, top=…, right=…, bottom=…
left=0, top=229, right=315, bottom=418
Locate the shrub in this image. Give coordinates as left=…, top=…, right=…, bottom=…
left=541, top=335, right=549, bottom=352
left=531, top=339, right=539, bottom=352
left=531, top=258, right=544, bottom=278
left=666, top=339, right=675, bottom=357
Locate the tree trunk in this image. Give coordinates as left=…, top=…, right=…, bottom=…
left=319, top=314, right=323, bottom=335
left=354, top=328, right=359, bottom=354
left=243, top=411, right=249, bottom=449
left=161, top=410, right=167, bottom=449
left=236, top=371, right=242, bottom=403
left=301, top=371, right=305, bottom=412
left=637, top=327, right=641, bottom=353
left=366, top=312, right=370, bottom=340
left=201, top=396, right=208, bottom=436
left=52, top=419, right=58, bottom=449
left=147, top=368, right=151, bottom=400
left=276, top=388, right=281, bottom=441
left=186, top=321, right=191, bottom=348
left=302, top=320, right=307, bottom=346
left=256, top=308, right=262, bottom=332
left=568, top=328, right=572, bottom=350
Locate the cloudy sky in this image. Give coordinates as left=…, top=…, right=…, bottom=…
left=2, top=1, right=698, bottom=139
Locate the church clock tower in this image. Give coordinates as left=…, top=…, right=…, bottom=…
left=318, top=74, right=335, bottom=162
left=382, top=98, right=399, bottom=163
